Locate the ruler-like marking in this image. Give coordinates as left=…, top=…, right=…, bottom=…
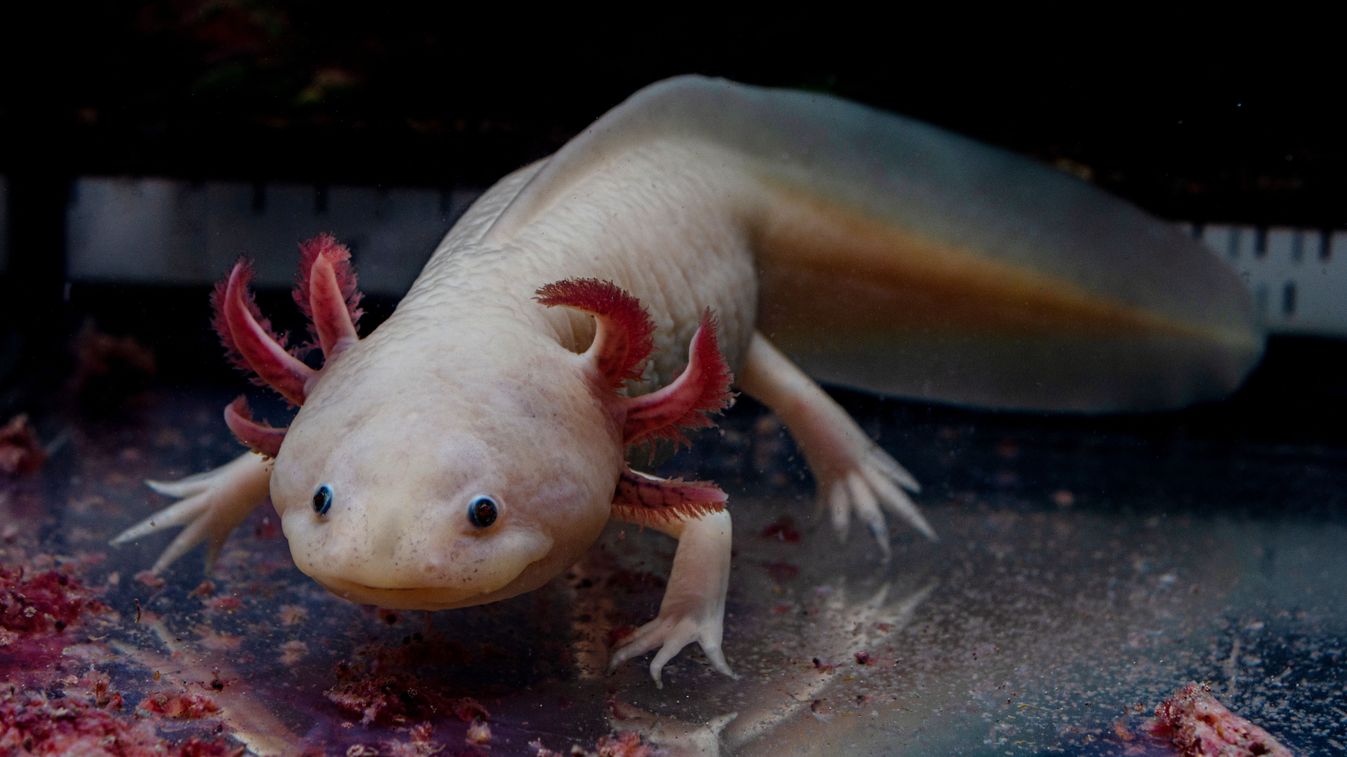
left=62, top=178, right=1347, bottom=336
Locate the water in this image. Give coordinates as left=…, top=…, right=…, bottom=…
left=4, top=380, right=1343, bottom=754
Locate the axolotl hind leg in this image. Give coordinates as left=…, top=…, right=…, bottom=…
left=739, top=334, right=935, bottom=557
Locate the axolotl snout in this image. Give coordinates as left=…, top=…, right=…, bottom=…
left=114, top=76, right=1261, bottom=685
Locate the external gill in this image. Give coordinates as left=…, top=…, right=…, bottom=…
left=535, top=278, right=734, bottom=524
left=212, top=234, right=366, bottom=456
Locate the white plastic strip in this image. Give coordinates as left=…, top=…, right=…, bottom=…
left=66, top=178, right=481, bottom=296
left=1196, top=224, right=1345, bottom=336
left=64, top=177, right=1346, bottom=337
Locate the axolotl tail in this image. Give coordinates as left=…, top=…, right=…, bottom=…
left=495, top=77, right=1262, bottom=413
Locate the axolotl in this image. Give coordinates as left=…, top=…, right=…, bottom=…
left=114, top=76, right=1261, bottom=685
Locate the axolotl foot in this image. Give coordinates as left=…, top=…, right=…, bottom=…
left=539, top=279, right=739, bottom=687
left=110, top=453, right=271, bottom=573
left=739, top=335, right=936, bottom=557
left=608, top=509, right=736, bottom=688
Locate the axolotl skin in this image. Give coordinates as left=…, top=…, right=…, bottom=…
left=114, top=76, right=1261, bottom=685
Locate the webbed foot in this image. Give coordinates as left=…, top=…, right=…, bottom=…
left=111, top=452, right=271, bottom=573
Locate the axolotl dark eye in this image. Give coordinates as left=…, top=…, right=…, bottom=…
left=467, top=495, right=498, bottom=528
left=312, top=484, right=334, bottom=516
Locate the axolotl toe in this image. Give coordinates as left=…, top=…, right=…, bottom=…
left=114, top=76, right=1261, bottom=685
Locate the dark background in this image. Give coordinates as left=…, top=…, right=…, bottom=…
left=1, top=6, right=1344, bottom=429
left=4, top=6, right=1343, bottom=222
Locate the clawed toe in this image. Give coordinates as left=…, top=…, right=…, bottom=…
left=821, top=445, right=935, bottom=553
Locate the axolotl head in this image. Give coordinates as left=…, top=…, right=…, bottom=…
left=212, top=239, right=730, bottom=611
left=269, top=326, right=623, bottom=610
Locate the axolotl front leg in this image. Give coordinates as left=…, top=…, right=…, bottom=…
left=537, top=279, right=737, bottom=686
left=113, top=235, right=363, bottom=572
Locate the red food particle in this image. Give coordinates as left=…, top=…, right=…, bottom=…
left=854, top=651, right=872, bottom=665
left=0, top=565, right=100, bottom=636
left=139, top=691, right=221, bottom=719
left=607, top=625, right=637, bottom=648
left=1, top=689, right=160, bottom=755
left=594, top=731, right=657, bottom=757
left=0, top=415, right=45, bottom=476
left=760, top=516, right=801, bottom=543
left=1146, top=683, right=1292, bottom=757
left=762, top=561, right=800, bottom=583
left=465, top=718, right=491, bottom=745
left=134, top=570, right=167, bottom=589
left=0, top=688, right=239, bottom=756
left=206, top=596, right=242, bottom=612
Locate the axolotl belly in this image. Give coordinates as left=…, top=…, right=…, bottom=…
left=114, top=76, right=1261, bottom=685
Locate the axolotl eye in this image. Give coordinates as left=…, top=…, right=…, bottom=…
left=467, top=495, right=498, bottom=528
left=312, top=484, right=334, bottom=516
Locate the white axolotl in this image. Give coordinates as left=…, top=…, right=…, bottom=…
left=114, top=76, right=1261, bottom=685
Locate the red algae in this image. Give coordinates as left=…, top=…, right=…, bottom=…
left=1147, top=683, right=1292, bottom=757
left=326, top=664, right=493, bottom=730
left=325, top=669, right=425, bottom=726
left=760, top=516, right=801, bottom=543
left=0, top=564, right=102, bottom=638
left=594, top=731, right=657, bottom=757
left=139, top=691, right=221, bottom=719
left=0, top=415, right=45, bottom=476
left=465, top=717, right=491, bottom=745
left=0, top=689, right=162, bottom=756
left=533, top=730, right=658, bottom=757
left=0, top=687, right=240, bottom=756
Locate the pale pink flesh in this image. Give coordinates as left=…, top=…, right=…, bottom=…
left=613, top=467, right=726, bottom=525
left=622, top=310, right=734, bottom=447
left=223, top=396, right=287, bottom=458
left=220, top=261, right=314, bottom=405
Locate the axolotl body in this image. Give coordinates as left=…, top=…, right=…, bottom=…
left=115, top=76, right=1261, bottom=685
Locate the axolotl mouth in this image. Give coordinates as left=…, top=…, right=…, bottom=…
left=288, top=527, right=558, bottom=611
left=309, top=576, right=543, bottom=611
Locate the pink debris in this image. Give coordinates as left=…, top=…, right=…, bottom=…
left=760, top=516, right=801, bottom=543
left=139, top=691, right=221, bottom=720
left=0, top=415, right=45, bottom=476
left=1146, top=683, right=1292, bottom=756
left=0, top=565, right=101, bottom=637
left=465, top=718, right=491, bottom=746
